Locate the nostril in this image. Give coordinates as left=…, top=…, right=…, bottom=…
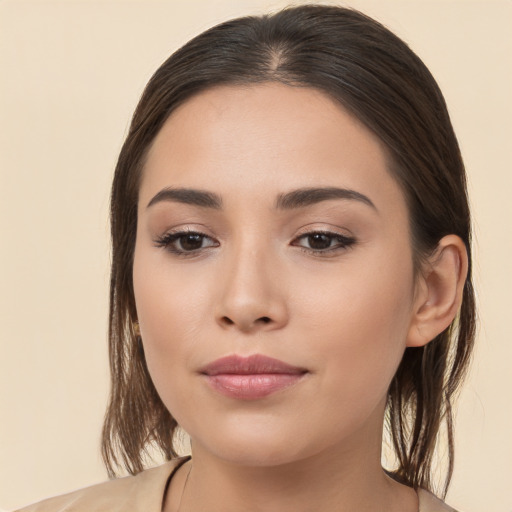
left=220, top=315, right=272, bottom=327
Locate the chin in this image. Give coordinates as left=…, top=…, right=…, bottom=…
left=202, top=440, right=310, bottom=468
left=186, top=415, right=333, bottom=469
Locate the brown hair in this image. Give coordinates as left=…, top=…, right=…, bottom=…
left=102, top=4, right=475, bottom=497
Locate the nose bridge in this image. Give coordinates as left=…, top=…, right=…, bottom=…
left=216, top=231, right=287, bottom=332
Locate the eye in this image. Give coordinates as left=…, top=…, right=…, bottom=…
left=154, top=230, right=219, bottom=255
left=292, top=231, right=356, bottom=254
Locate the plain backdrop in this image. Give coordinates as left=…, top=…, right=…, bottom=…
left=1, top=0, right=511, bottom=510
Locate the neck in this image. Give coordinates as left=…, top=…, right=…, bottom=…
left=165, top=425, right=418, bottom=512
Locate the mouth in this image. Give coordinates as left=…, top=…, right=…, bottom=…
left=199, top=354, right=308, bottom=400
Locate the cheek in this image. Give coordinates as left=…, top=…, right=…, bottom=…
left=132, top=255, right=206, bottom=427
left=132, top=246, right=206, bottom=379
left=294, top=255, right=415, bottom=402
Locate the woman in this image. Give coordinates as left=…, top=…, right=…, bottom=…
left=16, top=4, right=474, bottom=512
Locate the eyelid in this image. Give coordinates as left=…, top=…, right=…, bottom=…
left=291, top=228, right=357, bottom=255
left=152, top=224, right=356, bottom=257
left=153, top=227, right=219, bottom=257
left=292, top=223, right=355, bottom=242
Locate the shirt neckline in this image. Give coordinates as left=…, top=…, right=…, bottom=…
left=159, top=457, right=451, bottom=512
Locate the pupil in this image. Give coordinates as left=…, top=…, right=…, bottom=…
left=181, top=234, right=203, bottom=251
left=309, top=233, right=331, bottom=249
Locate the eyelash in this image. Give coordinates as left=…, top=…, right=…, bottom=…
left=153, top=229, right=356, bottom=257
left=293, top=230, right=356, bottom=255
left=153, top=229, right=218, bottom=257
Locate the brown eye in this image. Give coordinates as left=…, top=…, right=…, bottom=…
left=179, top=233, right=206, bottom=251
left=307, top=233, right=333, bottom=250
left=293, top=231, right=356, bottom=254
left=154, top=231, right=219, bottom=255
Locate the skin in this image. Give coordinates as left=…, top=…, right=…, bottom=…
left=133, top=83, right=467, bottom=512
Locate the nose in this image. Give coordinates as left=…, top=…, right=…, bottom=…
left=215, top=242, right=289, bottom=333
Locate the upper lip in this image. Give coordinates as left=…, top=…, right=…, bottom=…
left=199, top=354, right=307, bottom=376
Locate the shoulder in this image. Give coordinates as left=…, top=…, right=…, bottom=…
left=14, top=458, right=187, bottom=512
left=418, top=489, right=460, bottom=512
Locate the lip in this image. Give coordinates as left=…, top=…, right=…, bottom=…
left=199, top=354, right=308, bottom=400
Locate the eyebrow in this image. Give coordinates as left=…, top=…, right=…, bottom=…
left=147, top=187, right=223, bottom=209
left=146, top=186, right=376, bottom=212
left=275, top=187, right=377, bottom=211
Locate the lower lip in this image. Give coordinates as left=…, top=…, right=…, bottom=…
left=205, top=373, right=304, bottom=400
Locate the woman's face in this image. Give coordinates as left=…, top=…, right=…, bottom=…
left=133, top=83, right=422, bottom=466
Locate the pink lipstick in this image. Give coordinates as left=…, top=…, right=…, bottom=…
left=199, top=354, right=307, bottom=400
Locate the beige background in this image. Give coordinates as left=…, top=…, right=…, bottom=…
left=1, top=0, right=511, bottom=510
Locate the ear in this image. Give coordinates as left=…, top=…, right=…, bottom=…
left=406, top=235, right=468, bottom=348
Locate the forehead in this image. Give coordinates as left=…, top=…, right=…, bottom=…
left=140, top=83, right=406, bottom=217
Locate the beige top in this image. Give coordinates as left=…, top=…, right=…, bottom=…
left=15, top=457, right=459, bottom=512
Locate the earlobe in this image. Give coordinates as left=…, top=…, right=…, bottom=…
left=406, top=235, right=468, bottom=348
